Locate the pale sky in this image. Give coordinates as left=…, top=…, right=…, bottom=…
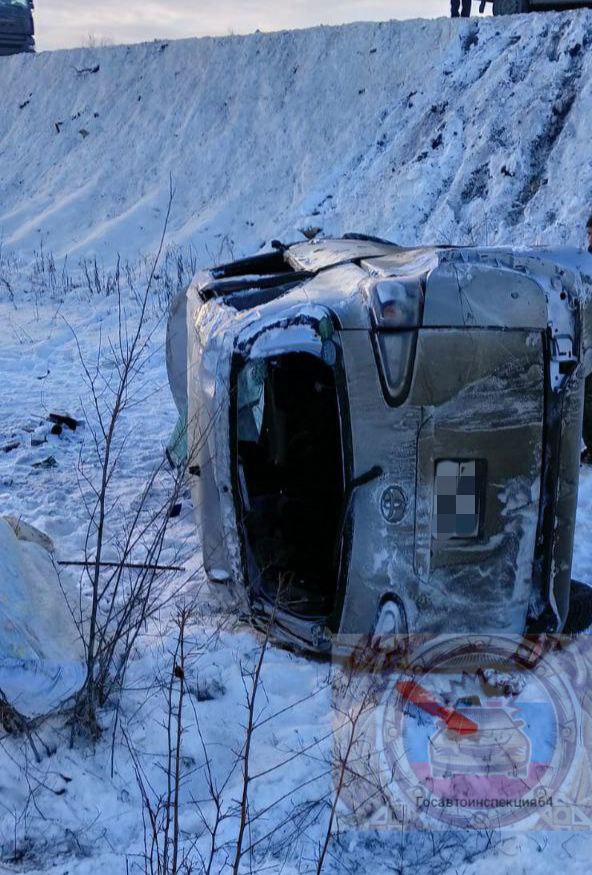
left=34, top=1, right=489, bottom=52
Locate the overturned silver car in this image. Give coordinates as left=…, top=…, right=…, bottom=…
left=167, top=236, right=592, bottom=652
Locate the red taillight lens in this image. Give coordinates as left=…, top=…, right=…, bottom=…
left=371, top=280, right=422, bottom=328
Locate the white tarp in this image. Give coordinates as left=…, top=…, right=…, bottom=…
left=0, top=518, right=86, bottom=717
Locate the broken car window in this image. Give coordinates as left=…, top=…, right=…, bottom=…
left=237, top=359, right=267, bottom=443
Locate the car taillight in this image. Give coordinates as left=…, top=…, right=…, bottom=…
left=370, top=279, right=423, bottom=329
left=362, top=277, right=423, bottom=405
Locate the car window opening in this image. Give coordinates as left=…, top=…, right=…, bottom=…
left=237, top=352, right=344, bottom=617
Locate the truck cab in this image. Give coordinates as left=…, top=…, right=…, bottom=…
left=0, top=0, right=34, bottom=57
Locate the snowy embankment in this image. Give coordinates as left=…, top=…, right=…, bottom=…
left=1, top=11, right=592, bottom=875
left=1, top=11, right=592, bottom=266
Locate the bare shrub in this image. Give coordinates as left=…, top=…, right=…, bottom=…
left=127, top=606, right=192, bottom=875
left=66, top=185, right=191, bottom=736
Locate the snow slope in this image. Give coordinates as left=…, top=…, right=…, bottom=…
left=1, top=11, right=592, bottom=268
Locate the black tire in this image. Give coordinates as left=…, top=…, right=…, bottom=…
left=493, top=0, right=530, bottom=14
left=564, top=579, right=592, bottom=634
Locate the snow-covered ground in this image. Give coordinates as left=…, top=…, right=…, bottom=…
left=1, top=10, right=592, bottom=875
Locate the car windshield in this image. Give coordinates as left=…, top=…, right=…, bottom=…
left=0, top=0, right=29, bottom=7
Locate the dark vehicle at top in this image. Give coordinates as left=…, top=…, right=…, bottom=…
left=0, top=0, right=34, bottom=56
left=490, top=0, right=592, bottom=14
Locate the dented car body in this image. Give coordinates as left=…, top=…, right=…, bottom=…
left=167, top=236, right=592, bottom=652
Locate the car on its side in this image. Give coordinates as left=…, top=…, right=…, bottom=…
left=167, top=235, right=592, bottom=654
left=0, top=0, right=34, bottom=57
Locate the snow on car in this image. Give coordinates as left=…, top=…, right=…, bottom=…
left=167, top=235, right=592, bottom=652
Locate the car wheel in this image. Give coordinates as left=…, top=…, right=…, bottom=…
left=374, top=598, right=408, bottom=641
left=564, top=579, right=592, bottom=634
left=493, top=0, right=530, bottom=14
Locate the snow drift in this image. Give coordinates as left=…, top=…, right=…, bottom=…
left=0, top=518, right=85, bottom=716
left=1, top=11, right=592, bottom=267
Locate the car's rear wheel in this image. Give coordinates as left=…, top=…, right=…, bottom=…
left=373, top=598, right=408, bottom=640
left=493, top=0, right=530, bottom=14
left=564, top=579, right=592, bottom=634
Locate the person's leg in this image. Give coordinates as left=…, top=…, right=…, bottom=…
left=583, top=373, right=592, bottom=458
left=461, top=0, right=472, bottom=16
left=451, top=0, right=461, bottom=16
